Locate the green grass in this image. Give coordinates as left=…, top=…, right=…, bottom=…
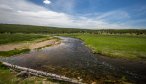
left=60, top=33, right=146, bottom=59
left=0, top=33, right=52, bottom=57
left=0, top=33, right=61, bottom=57
left=0, top=62, right=18, bottom=84
left=0, top=62, right=69, bottom=84
left=0, top=33, right=47, bottom=45
left=0, top=49, right=30, bottom=57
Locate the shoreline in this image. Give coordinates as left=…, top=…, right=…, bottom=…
left=0, top=38, right=60, bottom=51
left=58, top=34, right=146, bottom=60
left=0, top=37, right=61, bottom=57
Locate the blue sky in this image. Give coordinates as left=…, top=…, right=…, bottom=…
left=0, top=0, right=146, bottom=29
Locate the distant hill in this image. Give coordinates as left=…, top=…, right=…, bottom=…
left=0, top=24, right=88, bottom=34
left=0, top=24, right=146, bottom=35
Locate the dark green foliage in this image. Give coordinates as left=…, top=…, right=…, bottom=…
left=0, top=49, right=30, bottom=57
left=0, top=62, right=8, bottom=70
left=0, top=24, right=88, bottom=34
left=0, top=33, right=46, bottom=45
left=0, top=24, right=146, bottom=34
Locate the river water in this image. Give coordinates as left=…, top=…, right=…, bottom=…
left=1, top=37, right=146, bottom=83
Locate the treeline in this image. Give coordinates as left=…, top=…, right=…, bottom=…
left=0, top=24, right=146, bottom=35
left=92, top=29, right=146, bottom=35
left=0, top=24, right=88, bottom=34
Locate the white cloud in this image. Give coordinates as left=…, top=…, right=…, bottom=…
left=96, top=10, right=130, bottom=20
left=0, top=0, right=145, bottom=29
left=43, top=0, right=51, bottom=5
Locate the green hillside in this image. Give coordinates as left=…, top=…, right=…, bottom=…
left=0, top=24, right=146, bottom=34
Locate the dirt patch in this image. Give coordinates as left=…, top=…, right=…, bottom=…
left=0, top=39, right=60, bottom=51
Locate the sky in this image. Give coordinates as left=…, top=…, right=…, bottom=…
left=0, top=0, right=146, bottom=29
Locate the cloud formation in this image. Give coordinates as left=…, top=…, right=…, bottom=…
left=0, top=0, right=145, bottom=29
left=43, top=0, right=51, bottom=4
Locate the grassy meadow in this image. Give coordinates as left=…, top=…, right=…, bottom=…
left=60, top=33, right=146, bottom=59
left=0, top=49, right=30, bottom=57
left=0, top=24, right=146, bottom=35
left=0, top=33, right=47, bottom=45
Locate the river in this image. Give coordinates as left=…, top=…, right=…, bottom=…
left=1, top=37, right=146, bottom=84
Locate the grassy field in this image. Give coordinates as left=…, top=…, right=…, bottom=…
left=1, top=24, right=146, bottom=35
left=60, top=33, right=146, bottom=59
left=0, top=33, right=47, bottom=45
left=0, top=49, right=30, bottom=57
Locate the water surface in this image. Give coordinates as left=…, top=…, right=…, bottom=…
left=1, top=37, right=146, bottom=83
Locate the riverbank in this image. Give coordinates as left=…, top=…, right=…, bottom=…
left=0, top=39, right=60, bottom=51
left=59, top=33, right=146, bottom=60
left=0, top=33, right=63, bottom=83
left=0, top=33, right=61, bottom=57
